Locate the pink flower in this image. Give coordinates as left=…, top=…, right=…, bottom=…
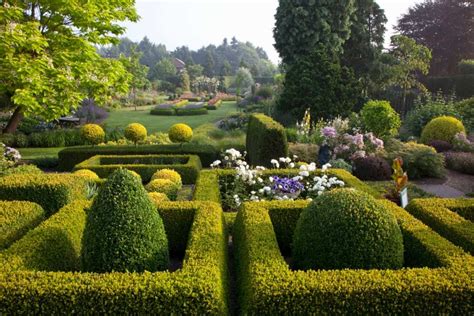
left=321, top=127, right=337, bottom=138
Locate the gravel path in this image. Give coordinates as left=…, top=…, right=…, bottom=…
left=413, top=170, right=474, bottom=198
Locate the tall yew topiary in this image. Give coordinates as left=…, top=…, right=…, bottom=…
left=81, top=169, right=169, bottom=272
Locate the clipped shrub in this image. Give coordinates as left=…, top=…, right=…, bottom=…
left=293, top=189, right=404, bottom=270
left=353, top=156, right=392, bottom=181
left=427, top=140, right=453, bottom=153
left=385, top=140, right=445, bottom=179
left=328, top=159, right=353, bottom=173
left=145, top=178, right=180, bottom=200
left=124, top=123, right=147, bottom=144
left=148, top=192, right=169, bottom=206
left=0, top=164, right=42, bottom=177
left=81, top=124, right=105, bottom=145
left=360, top=100, right=401, bottom=137
left=127, top=169, right=142, bottom=181
left=421, top=116, right=465, bottom=144
left=288, top=143, right=319, bottom=163
left=169, top=123, right=193, bottom=143
left=73, top=169, right=99, bottom=181
left=0, top=201, right=45, bottom=249
left=445, top=152, right=474, bottom=175
left=246, top=114, right=288, bottom=167
left=81, top=169, right=169, bottom=273
left=151, top=169, right=182, bottom=187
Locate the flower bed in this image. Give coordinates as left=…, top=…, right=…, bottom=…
left=233, top=200, right=474, bottom=314
left=0, top=201, right=228, bottom=314
left=73, top=154, right=202, bottom=184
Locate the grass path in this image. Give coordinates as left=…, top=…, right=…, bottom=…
left=105, top=101, right=239, bottom=134
left=19, top=147, right=63, bottom=160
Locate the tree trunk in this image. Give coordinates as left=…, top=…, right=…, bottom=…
left=3, top=107, right=23, bottom=134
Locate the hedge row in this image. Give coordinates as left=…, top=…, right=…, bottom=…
left=0, top=174, right=88, bottom=216
left=58, top=143, right=219, bottom=171
left=74, top=154, right=202, bottom=184
left=0, top=201, right=45, bottom=250
left=206, top=99, right=222, bottom=110
left=233, top=199, right=473, bottom=315
left=150, top=107, right=208, bottom=116
left=406, top=198, right=474, bottom=255
left=246, top=114, right=288, bottom=167
left=0, top=200, right=89, bottom=272
left=0, top=201, right=229, bottom=315
left=193, top=168, right=380, bottom=204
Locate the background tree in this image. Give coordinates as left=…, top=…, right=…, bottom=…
left=396, top=0, right=473, bottom=75
left=180, top=70, right=191, bottom=92
left=0, top=1, right=137, bottom=133
left=274, top=0, right=356, bottom=64
left=186, top=64, right=204, bottom=82
left=235, top=67, right=254, bottom=96
left=204, top=51, right=215, bottom=77
left=151, top=58, right=177, bottom=81
left=276, top=47, right=361, bottom=123
left=342, top=0, right=387, bottom=97
left=119, top=47, right=150, bottom=111
left=388, top=35, right=432, bottom=114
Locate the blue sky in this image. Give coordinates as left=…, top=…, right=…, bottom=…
left=123, top=0, right=422, bottom=64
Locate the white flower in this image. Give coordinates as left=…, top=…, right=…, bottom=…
left=300, top=164, right=308, bottom=171
left=308, top=163, right=316, bottom=172
left=289, top=163, right=295, bottom=168
left=299, top=171, right=309, bottom=177
left=321, top=163, right=332, bottom=172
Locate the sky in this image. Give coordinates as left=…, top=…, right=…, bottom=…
left=123, top=0, right=423, bottom=64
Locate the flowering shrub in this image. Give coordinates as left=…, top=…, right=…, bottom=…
left=453, top=132, right=474, bottom=152
left=211, top=149, right=345, bottom=210
left=328, top=131, right=384, bottom=161
left=3, top=145, right=21, bottom=163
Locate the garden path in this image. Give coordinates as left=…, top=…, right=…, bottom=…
left=413, top=170, right=474, bottom=198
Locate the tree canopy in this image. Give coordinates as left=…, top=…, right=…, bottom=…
left=0, top=1, right=137, bottom=132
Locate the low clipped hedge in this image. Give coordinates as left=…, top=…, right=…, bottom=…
left=0, top=174, right=88, bottom=216
left=246, top=114, right=288, bottom=167
left=0, top=201, right=229, bottom=315
left=407, top=198, right=474, bottom=255
left=193, top=168, right=380, bottom=204
left=206, top=99, right=222, bottom=110
left=73, top=154, right=202, bottom=184
left=58, top=143, right=218, bottom=171
left=150, top=108, right=176, bottom=116
left=176, top=107, right=208, bottom=116
left=233, top=200, right=474, bottom=315
left=0, top=201, right=45, bottom=250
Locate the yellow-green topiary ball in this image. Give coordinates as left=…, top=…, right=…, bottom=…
left=168, top=123, right=193, bottom=143
left=145, top=179, right=180, bottom=200
left=125, top=123, right=147, bottom=144
left=81, top=124, right=105, bottom=145
left=148, top=192, right=169, bottom=207
left=421, top=116, right=466, bottom=144
left=74, top=169, right=100, bottom=181
left=151, top=169, right=182, bottom=187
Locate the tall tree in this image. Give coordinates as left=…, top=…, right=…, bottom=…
left=204, top=51, right=215, bottom=77
left=396, top=0, right=473, bottom=75
left=388, top=35, right=432, bottom=113
left=119, top=47, right=149, bottom=111
left=274, top=0, right=356, bottom=64
left=342, top=0, right=387, bottom=96
left=151, top=58, right=176, bottom=81
left=0, top=1, right=136, bottom=133
left=180, top=70, right=191, bottom=92
left=235, top=67, right=254, bottom=96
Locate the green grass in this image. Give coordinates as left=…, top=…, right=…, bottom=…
left=105, top=101, right=239, bottom=134
left=19, top=147, right=63, bottom=160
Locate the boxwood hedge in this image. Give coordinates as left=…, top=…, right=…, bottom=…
left=0, top=201, right=228, bottom=315
left=58, top=143, right=219, bottom=171
left=407, top=198, right=474, bottom=255
left=233, top=200, right=474, bottom=315
left=0, top=201, right=45, bottom=250
left=73, top=154, right=202, bottom=184
left=0, top=174, right=88, bottom=216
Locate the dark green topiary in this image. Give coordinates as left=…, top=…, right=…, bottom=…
left=293, top=189, right=404, bottom=270
left=81, top=169, right=169, bottom=272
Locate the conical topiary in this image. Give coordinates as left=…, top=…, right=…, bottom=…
left=81, top=169, right=169, bottom=272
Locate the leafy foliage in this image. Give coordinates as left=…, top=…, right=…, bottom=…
left=145, top=179, right=180, bottom=201
left=81, top=124, right=105, bottom=145
left=81, top=169, right=169, bottom=273
left=168, top=124, right=193, bottom=143
left=360, top=100, right=401, bottom=137
left=420, top=116, right=465, bottom=144
left=124, top=123, right=147, bottom=144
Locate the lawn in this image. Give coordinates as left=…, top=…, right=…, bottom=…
left=19, top=147, right=63, bottom=160
left=105, top=101, right=239, bottom=134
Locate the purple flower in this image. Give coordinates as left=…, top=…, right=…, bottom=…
left=271, top=176, right=304, bottom=194
left=321, top=127, right=337, bottom=138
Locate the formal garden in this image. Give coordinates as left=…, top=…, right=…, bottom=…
left=1, top=0, right=473, bottom=315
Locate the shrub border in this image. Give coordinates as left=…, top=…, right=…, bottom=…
left=0, top=201, right=228, bottom=315
left=406, top=198, right=474, bottom=255
left=233, top=199, right=474, bottom=315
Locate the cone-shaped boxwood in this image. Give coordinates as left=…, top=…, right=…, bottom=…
left=81, top=169, right=169, bottom=272
left=293, top=188, right=404, bottom=270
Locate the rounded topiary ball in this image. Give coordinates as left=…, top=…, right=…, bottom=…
left=81, top=169, right=169, bottom=272
left=151, top=169, right=182, bottom=187
left=168, top=123, right=193, bottom=143
left=360, top=100, right=401, bottom=137
left=420, top=116, right=465, bottom=144
left=292, top=188, right=404, bottom=270
left=145, top=179, right=180, bottom=200
left=126, top=169, right=142, bottom=181
left=81, top=124, right=105, bottom=145
left=148, top=192, right=169, bottom=206
left=125, top=123, right=147, bottom=144
left=73, top=169, right=100, bottom=181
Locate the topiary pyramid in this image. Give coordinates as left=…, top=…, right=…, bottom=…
left=293, top=188, right=404, bottom=270
left=81, top=169, right=169, bottom=272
